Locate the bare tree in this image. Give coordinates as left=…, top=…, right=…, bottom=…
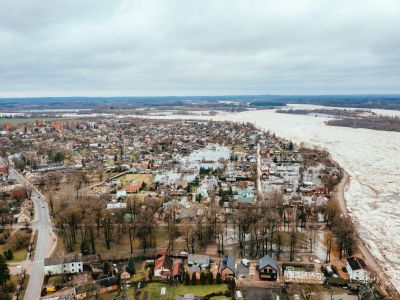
left=102, top=212, right=114, bottom=250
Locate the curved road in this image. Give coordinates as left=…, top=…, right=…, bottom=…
left=5, top=162, right=55, bottom=300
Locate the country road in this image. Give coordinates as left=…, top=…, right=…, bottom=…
left=2, top=159, right=56, bottom=300
left=256, top=143, right=262, bottom=201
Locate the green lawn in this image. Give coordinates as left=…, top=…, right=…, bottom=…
left=103, top=283, right=228, bottom=300
left=0, top=245, right=27, bottom=262
left=117, top=173, right=154, bottom=186
left=140, top=283, right=228, bottom=300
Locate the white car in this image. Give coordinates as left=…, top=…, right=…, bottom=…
left=241, top=258, right=250, bottom=267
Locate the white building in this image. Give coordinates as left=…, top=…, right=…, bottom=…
left=346, top=256, right=369, bottom=282
left=107, top=202, right=127, bottom=209
left=44, top=255, right=83, bottom=275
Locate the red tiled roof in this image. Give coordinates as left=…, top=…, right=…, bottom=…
left=125, top=183, right=141, bottom=193
left=172, top=261, right=183, bottom=276
left=154, top=255, right=173, bottom=272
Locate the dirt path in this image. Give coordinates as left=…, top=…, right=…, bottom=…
left=334, top=171, right=399, bottom=299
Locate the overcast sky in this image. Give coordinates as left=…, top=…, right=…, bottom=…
left=0, top=0, right=399, bottom=97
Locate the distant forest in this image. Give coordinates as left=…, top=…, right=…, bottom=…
left=277, top=108, right=400, bottom=132
left=1, top=94, right=400, bottom=111
left=327, top=116, right=400, bottom=132
left=276, top=108, right=372, bottom=117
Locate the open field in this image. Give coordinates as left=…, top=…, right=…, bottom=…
left=52, top=227, right=174, bottom=259
left=0, top=244, right=27, bottom=262
left=117, top=173, right=154, bottom=186
left=103, top=282, right=228, bottom=300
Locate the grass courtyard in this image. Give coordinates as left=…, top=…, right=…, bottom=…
left=104, top=282, right=229, bottom=300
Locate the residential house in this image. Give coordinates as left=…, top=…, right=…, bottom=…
left=21, top=199, right=34, bottom=211
left=96, top=277, right=118, bottom=293
left=188, top=265, right=201, bottom=281
left=258, top=255, right=278, bottom=281
left=125, top=183, right=141, bottom=193
left=187, top=254, right=210, bottom=269
left=106, top=202, right=127, bottom=210
left=154, top=255, right=173, bottom=279
left=172, top=260, right=184, bottom=282
left=44, top=255, right=83, bottom=275
left=234, top=187, right=254, bottom=204
left=346, top=256, right=369, bottom=282
left=221, top=255, right=235, bottom=279
left=14, top=208, right=31, bottom=223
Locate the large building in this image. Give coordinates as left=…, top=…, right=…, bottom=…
left=44, top=254, right=83, bottom=275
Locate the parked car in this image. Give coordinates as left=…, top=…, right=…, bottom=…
left=241, top=258, right=250, bottom=267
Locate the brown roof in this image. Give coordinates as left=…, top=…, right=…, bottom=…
left=347, top=256, right=367, bottom=271
left=172, top=261, right=184, bottom=276
left=154, top=255, right=173, bottom=272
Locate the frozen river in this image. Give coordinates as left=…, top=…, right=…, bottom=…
left=146, top=106, right=400, bottom=290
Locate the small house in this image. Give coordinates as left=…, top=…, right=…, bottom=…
left=96, top=277, right=118, bottom=293
left=258, top=255, right=278, bottom=280
left=221, top=255, right=235, bottom=279
left=346, top=256, right=369, bottom=282
left=154, top=255, right=173, bottom=279
left=172, top=261, right=184, bottom=282
left=15, top=208, right=31, bottom=223
left=187, top=254, right=210, bottom=269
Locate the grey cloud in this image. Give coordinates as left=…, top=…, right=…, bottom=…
left=0, top=0, right=399, bottom=97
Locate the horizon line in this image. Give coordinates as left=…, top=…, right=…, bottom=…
left=1, top=93, right=400, bottom=100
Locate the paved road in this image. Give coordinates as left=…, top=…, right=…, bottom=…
left=256, top=143, right=262, bottom=201
left=3, top=161, right=55, bottom=300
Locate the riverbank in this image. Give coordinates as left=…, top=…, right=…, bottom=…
left=333, top=170, right=399, bottom=299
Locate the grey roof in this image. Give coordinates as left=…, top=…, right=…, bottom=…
left=188, top=265, right=201, bottom=274
left=259, top=255, right=277, bottom=270
left=44, top=254, right=82, bottom=266
left=187, top=254, right=210, bottom=266
left=221, top=255, right=235, bottom=272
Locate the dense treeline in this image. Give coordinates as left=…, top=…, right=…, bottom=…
left=276, top=108, right=370, bottom=117
left=327, top=116, right=400, bottom=132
